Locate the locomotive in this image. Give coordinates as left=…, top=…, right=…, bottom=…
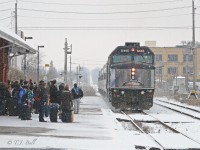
left=98, top=42, right=155, bottom=110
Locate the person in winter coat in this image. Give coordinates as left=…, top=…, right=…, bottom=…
left=27, top=85, right=34, bottom=112
left=9, top=82, right=20, bottom=116
left=0, top=83, right=9, bottom=115
left=61, top=85, right=73, bottom=112
left=4, top=84, right=11, bottom=115
left=38, top=81, right=48, bottom=122
left=56, top=83, right=64, bottom=105
left=50, top=80, right=58, bottom=104
left=71, top=83, right=83, bottom=114
left=18, top=84, right=25, bottom=118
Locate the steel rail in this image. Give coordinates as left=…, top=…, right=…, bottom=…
left=143, top=111, right=200, bottom=145
left=155, top=98, right=200, bottom=113
left=121, top=111, right=164, bottom=150
left=154, top=100, right=200, bottom=120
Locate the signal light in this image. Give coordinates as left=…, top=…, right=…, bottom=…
left=131, top=68, right=136, bottom=79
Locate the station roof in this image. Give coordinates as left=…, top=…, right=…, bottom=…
left=0, top=25, right=37, bottom=55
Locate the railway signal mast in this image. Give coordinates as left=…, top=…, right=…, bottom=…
left=63, top=38, right=72, bottom=83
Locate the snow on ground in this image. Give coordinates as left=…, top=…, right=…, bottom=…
left=1, top=95, right=200, bottom=149
left=0, top=96, right=160, bottom=150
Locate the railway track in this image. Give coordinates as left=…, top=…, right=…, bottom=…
left=120, top=109, right=200, bottom=149
left=154, top=99, right=200, bottom=120
left=120, top=111, right=163, bottom=150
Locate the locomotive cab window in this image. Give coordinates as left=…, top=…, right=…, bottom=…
left=112, top=55, right=153, bottom=64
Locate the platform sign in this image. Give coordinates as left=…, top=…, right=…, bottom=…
left=45, top=64, right=49, bottom=67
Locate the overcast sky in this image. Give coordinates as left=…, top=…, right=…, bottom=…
left=1, top=0, right=200, bottom=71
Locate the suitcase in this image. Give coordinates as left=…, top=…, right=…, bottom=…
left=50, top=104, right=58, bottom=122
left=8, top=98, right=18, bottom=116
left=21, top=104, right=31, bottom=120
left=61, top=110, right=74, bottom=123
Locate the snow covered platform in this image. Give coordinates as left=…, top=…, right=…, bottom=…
left=0, top=96, right=160, bottom=150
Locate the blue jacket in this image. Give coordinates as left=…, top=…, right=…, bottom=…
left=18, top=87, right=26, bottom=104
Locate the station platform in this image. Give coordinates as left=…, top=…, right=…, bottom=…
left=0, top=96, right=159, bottom=150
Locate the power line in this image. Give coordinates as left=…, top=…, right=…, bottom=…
left=0, top=1, right=14, bottom=5
left=18, top=29, right=192, bottom=31
left=7, top=15, right=14, bottom=27
left=71, top=63, right=104, bottom=66
left=72, top=59, right=105, bottom=62
left=0, top=16, right=11, bottom=21
left=18, top=13, right=191, bottom=21
left=19, top=26, right=192, bottom=30
left=18, top=6, right=191, bottom=15
left=19, top=0, right=185, bottom=6
left=18, top=28, right=193, bottom=31
left=0, top=8, right=13, bottom=12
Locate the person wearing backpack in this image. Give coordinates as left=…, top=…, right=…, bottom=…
left=21, top=84, right=32, bottom=120
left=71, top=83, right=83, bottom=114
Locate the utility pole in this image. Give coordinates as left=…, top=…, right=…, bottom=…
left=14, top=0, right=18, bottom=68
left=192, top=0, right=196, bottom=91
left=70, top=55, right=72, bottom=86
left=79, top=64, right=81, bottom=86
left=188, top=0, right=198, bottom=99
left=15, top=0, right=17, bottom=34
left=63, top=38, right=72, bottom=84
left=64, top=38, right=68, bottom=83
left=37, top=47, right=39, bottom=84
left=76, top=66, right=79, bottom=85
left=37, top=45, right=44, bottom=84
left=24, top=37, right=33, bottom=81
left=185, top=47, right=189, bottom=92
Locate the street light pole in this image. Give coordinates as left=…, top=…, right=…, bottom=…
left=37, top=45, right=44, bottom=84
left=24, top=37, right=33, bottom=81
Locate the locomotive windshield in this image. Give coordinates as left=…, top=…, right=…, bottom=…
left=110, top=68, right=154, bottom=89
left=112, top=55, right=153, bottom=64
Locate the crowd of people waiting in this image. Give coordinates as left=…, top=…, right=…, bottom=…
left=0, top=79, right=83, bottom=122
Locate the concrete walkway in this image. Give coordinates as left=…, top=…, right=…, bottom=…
left=0, top=96, right=159, bottom=150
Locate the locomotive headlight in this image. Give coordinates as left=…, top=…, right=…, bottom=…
left=121, top=91, right=125, bottom=95
left=141, top=91, right=145, bottom=95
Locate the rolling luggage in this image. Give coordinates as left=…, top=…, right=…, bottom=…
left=21, top=104, right=31, bottom=120
left=8, top=98, right=18, bottom=116
left=50, top=104, right=58, bottom=122
left=61, top=110, right=74, bottom=123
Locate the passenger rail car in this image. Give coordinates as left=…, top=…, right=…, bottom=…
left=98, top=42, right=155, bottom=110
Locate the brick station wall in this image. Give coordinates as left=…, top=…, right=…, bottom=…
left=0, top=38, right=9, bottom=84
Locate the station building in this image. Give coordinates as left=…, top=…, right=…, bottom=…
left=145, top=41, right=200, bottom=82
left=0, top=25, right=37, bottom=83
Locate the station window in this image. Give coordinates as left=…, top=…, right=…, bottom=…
left=183, top=67, right=193, bottom=74
left=168, top=55, right=178, bottom=62
left=155, top=55, right=162, bottom=62
left=168, top=67, right=177, bottom=74
left=183, top=54, right=193, bottom=62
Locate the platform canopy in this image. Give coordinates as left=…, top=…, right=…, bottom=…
left=0, top=25, right=37, bottom=55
